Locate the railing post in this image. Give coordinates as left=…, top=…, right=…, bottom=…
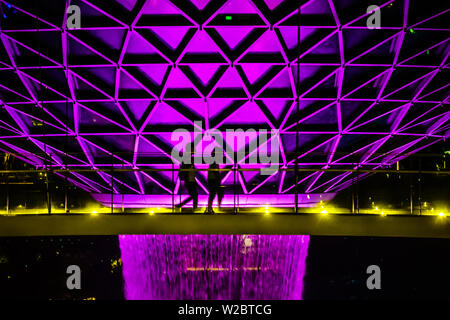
left=419, top=157, right=422, bottom=216
left=351, top=176, right=355, bottom=214
left=172, top=162, right=174, bottom=214
left=356, top=167, right=360, bottom=214
left=6, top=173, right=9, bottom=215
left=233, top=165, right=237, bottom=215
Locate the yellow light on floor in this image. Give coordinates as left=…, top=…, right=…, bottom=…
left=438, top=212, right=445, bottom=217
left=320, top=209, right=328, bottom=215
left=91, top=210, right=98, bottom=216
left=380, top=211, right=386, bottom=216
left=149, top=211, right=154, bottom=216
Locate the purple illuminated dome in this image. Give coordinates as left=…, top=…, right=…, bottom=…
left=0, top=0, right=448, bottom=206
left=119, top=234, right=310, bottom=300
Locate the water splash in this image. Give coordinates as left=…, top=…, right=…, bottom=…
left=119, top=234, right=309, bottom=300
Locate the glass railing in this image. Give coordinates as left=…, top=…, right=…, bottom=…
left=0, top=151, right=448, bottom=217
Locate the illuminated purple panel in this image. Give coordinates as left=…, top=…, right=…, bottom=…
left=0, top=0, right=448, bottom=203
left=119, top=234, right=310, bottom=300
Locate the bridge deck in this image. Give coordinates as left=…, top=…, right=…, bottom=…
left=0, top=213, right=448, bottom=238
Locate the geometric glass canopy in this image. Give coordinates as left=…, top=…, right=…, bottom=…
left=0, top=0, right=448, bottom=202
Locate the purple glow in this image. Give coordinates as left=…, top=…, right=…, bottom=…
left=92, top=192, right=336, bottom=208
left=0, top=0, right=447, bottom=202
left=119, top=234, right=310, bottom=300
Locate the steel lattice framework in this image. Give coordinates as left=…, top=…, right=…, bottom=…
left=0, top=0, right=448, bottom=202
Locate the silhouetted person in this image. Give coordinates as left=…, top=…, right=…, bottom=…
left=176, top=144, right=198, bottom=210
left=205, top=151, right=224, bottom=214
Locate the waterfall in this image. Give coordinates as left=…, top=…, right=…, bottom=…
left=119, top=234, right=309, bottom=300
